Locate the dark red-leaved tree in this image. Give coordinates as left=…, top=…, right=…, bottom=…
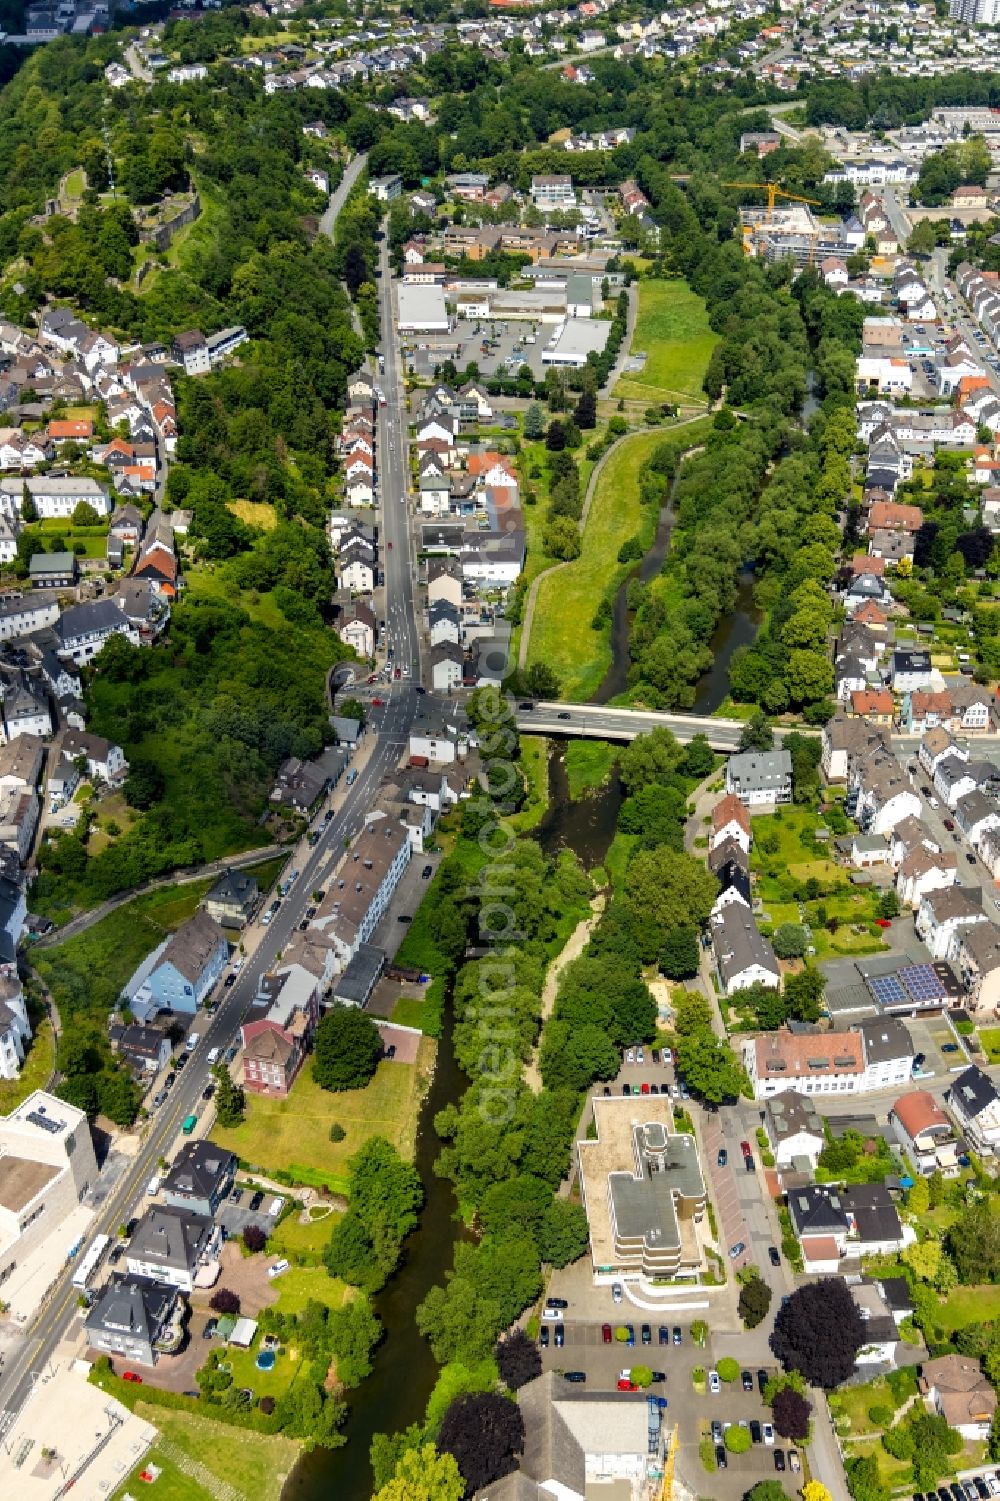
left=437, top=1392, right=525, bottom=1494
left=773, top=1385, right=812, bottom=1440
left=495, top=1329, right=542, bottom=1391
left=210, top=1287, right=240, bottom=1315
left=770, top=1278, right=864, bottom=1389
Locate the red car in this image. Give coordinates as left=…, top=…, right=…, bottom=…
left=367, top=674, right=378, bottom=683
left=641, top=1082, right=650, bottom=1095
left=371, top=697, right=384, bottom=707
left=602, top=1323, right=613, bottom=1344
left=394, top=667, right=401, bottom=679
left=122, top=1371, right=143, bottom=1384
left=740, top=1141, right=751, bottom=1156
left=617, top=1378, right=638, bottom=1391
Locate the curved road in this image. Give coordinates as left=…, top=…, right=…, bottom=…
left=0, top=198, right=418, bottom=1439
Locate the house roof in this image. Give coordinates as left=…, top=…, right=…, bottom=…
left=854, top=1017, right=913, bottom=1065
left=753, top=1029, right=864, bottom=1081
left=242, top=1018, right=296, bottom=1065
left=788, top=1185, right=849, bottom=1236
left=765, top=1090, right=824, bottom=1145
left=920, top=1354, right=997, bottom=1429
left=892, top=1088, right=950, bottom=1140
left=950, top=1063, right=999, bottom=1119
left=206, top=868, right=257, bottom=907
left=843, top=1182, right=902, bottom=1245
left=712, top=793, right=751, bottom=836
left=163, top=1140, right=236, bottom=1202
left=156, top=910, right=227, bottom=984
left=86, top=1275, right=175, bottom=1345
left=712, top=906, right=779, bottom=986
left=128, top=1203, right=213, bottom=1270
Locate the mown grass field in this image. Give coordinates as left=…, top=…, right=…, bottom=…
left=526, top=422, right=712, bottom=699
left=213, top=1038, right=436, bottom=1191
left=614, top=280, right=718, bottom=406
left=131, top=1406, right=299, bottom=1501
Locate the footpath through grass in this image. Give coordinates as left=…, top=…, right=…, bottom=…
left=526, top=420, right=712, bottom=700
left=614, top=280, right=718, bottom=406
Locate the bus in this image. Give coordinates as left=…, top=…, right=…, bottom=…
left=182, top=1113, right=198, bottom=1135
left=71, top=1233, right=110, bottom=1291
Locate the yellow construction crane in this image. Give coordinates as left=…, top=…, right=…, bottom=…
left=721, top=180, right=821, bottom=222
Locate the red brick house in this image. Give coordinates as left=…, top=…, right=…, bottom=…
left=242, top=1019, right=307, bottom=1097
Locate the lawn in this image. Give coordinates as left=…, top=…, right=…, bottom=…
left=565, top=740, right=618, bottom=798
left=510, top=735, right=550, bottom=833
left=936, top=1285, right=1000, bottom=1331
left=228, top=500, right=278, bottom=531
left=829, top=1369, right=918, bottom=1439
left=112, top=1447, right=215, bottom=1501
left=978, top=1027, right=1000, bottom=1064
left=268, top=1204, right=342, bottom=1264
left=614, top=280, right=718, bottom=406
left=132, top=1405, right=299, bottom=1501
left=33, top=857, right=287, bottom=1028
left=526, top=423, right=713, bottom=699
left=213, top=1039, right=436, bottom=1192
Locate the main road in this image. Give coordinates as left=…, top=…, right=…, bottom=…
left=0, top=206, right=417, bottom=1433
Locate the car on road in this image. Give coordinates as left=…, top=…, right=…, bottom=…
left=563, top=1371, right=586, bottom=1383
left=774, top=1450, right=786, bottom=1473
left=612, top=1282, right=623, bottom=1304
left=518, top=702, right=534, bottom=710
left=967, top=852, right=977, bottom=864
left=650, top=1371, right=666, bottom=1383
left=769, top=1246, right=781, bottom=1266
left=415, top=686, right=426, bottom=695
left=944, top=818, right=955, bottom=830
left=717, top=1148, right=728, bottom=1166
left=742, top=1370, right=753, bottom=1391
left=540, top=1326, right=549, bottom=1348
left=602, top=1323, right=612, bottom=1343
left=641, top=1324, right=651, bottom=1345
left=545, top=1297, right=568, bottom=1310
left=422, top=865, right=432, bottom=878
left=397, top=914, right=412, bottom=923
left=371, top=697, right=384, bottom=708
left=708, top=1369, right=721, bottom=1394
left=557, top=712, right=571, bottom=721
left=658, top=1325, right=669, bottom=1345
left=763, top=1422, right=775, bottom=1445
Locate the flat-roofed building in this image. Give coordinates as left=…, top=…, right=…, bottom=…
left=577, top=1096, right=706, bottom=1284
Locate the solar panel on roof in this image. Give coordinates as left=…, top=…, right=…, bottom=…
left=899, top=964, right=945, bottom=1001
left=867, top=974, right=905, bottom=1005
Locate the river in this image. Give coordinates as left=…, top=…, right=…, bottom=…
left=284, top=746, right=623, bottom=1501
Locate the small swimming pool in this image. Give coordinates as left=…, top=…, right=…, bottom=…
left=255, top=1350, right=276, bottom=1372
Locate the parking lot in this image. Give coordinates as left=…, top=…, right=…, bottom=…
left=405, top=316, right=552, bottom=383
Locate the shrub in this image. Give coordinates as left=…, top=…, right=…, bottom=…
left=868, top=1405, right=894, bottom=1428
left=716, top=1356, right=740, bottom=1383
left=210, top=1288, right=240, bottom=1315
left=260, top=1396, right=275, bottom=1415
left=243, top=1225, right=267, bottom=1254
left=629, top=1364, right=653, bottom=1388
left=329, top=1123, right=346, bottom=1143
left=692, top=1365, right=706, bottom=1385
left=699, top=1436, right=716, bottom=1471
left=725, top=1425, right=752, bottom=1453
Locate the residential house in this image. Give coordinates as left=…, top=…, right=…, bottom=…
left=764, top=1090, right=825, bottom=1170
left=955, top=789, right=1000, bottom=851
left=128, top=910, right=229, bottom=1020
left=919, top=1355, right=997, bottom=1441
left=897, top=843, right=957, bottom=910
left=743, top=1029, right=865, bottom=1101
left=920, top=727, right=965, bottom=778
left=891, top=1089, right=957, bottom=1176
left=956, top=921, right=1000, bottom=1012
left=270, top=755, right=327, bottom=813
left=710, top=794, right=751, bottom=853
left=430, top=642, right=463, bottom=692
left=890, top=650, right=934, bottom=693
left=203, top=869, right=258, bottom=931
left=0, top=971, right=30, bottom=1080
left=724, top=749, right=792, bottom=808
left=113, top=1023, right=171, bottom=1076
left=916, top=886, right=987, bottom=960
left=61, top=729, right=127, bottom=784
left=948, top=1064, right=1000, bottom=1155
left=821, top=714, right=891, bottom=784
left=162, top=1140, right=237, bottom=1218
left=85, top=1277, right=181, bottom=1367
left=711, top=905, right=780, bottom=996
left=844, top=1183, right=906, bottom=1257
left=126, top=1204, right=218, bottom=1294
left=854, top=1017, right=915, bottom=1092
left=337, top=601, right=377, bottom=658
left=56, top=598, right=137, bottom=665
left=28, top=552, right=76, bottom=591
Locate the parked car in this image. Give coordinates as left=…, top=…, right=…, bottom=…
left=202, top=1319, right=218, bottom=1340
left=750, top=1420, right=762, bottom=1444
left=717, top=1148, right=728, bottom=1166
left=729, top=1241, right=746, bottom=1258
left=758, top=1369, right=769, bottom=1394
left=774, top=1450, right=786, bottom=1473
left=716, top=1446, right=727, bottom=1470
left=540, top=1326, right=549, bottom=1348
left=122, top=1372, right=142, bottom=1383
left=763, top=1423, right=775, bottom=1445
left=641, top=1324, right=651, bottom=1345
left=249, top=1191, right=264, bottom=1212
left=708, top=1370, right=721, bottom=1394
left=602, top=1323, right=612, bottom=1344
left=673, top=1327, right=682, bottom=1346
left=617, top=1377, right=638, bottom=1391
left=422, top=865, right=432, bottom=879
left=789, top=1451, right=801, bottom=1474
left=554, top=1324, right=565, bottom=1347
left=563, top=1371, right=586, bottom=1383
left=658, top=1325, right=669, bottom=1345
left=768, top=1246, right=781, bottom=1267
left=625, top=1324, right=635, bottom=1346
left=742, top=1370, right=753, bottom=1391
left=612, top=1283, right=623, bottom=1304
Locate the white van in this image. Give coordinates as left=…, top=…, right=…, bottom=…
left=146, top=1175, right=161, bottom=1196
left=207, top=1047, right=220, bottom=1066
left=186, top=1032, right=200, bottom=1051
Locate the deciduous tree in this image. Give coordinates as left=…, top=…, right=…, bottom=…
left=436, top=1393, right=525, bottom=1494
left=770, top=1278, right=864, bottom=1388
left=313, top=1006, right=382, bottom=1093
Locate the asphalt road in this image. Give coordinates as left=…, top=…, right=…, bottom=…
left=0, top=209, right=419, bottom=1432
left=320, top=152, right=369, bottom=240
left=515, top=703, right=746, bottom=748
